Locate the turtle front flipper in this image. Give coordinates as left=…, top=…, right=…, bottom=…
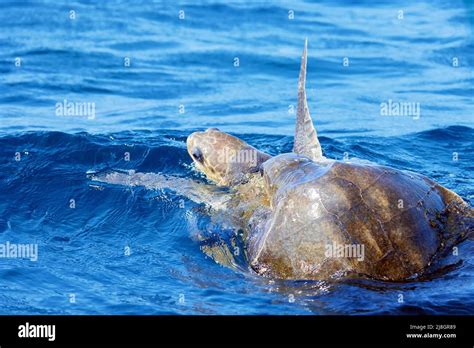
left=293, top=39, right=324, bottom=162
left=89, top=170, right=232, bottom=209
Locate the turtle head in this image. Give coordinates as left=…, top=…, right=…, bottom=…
left=187, top=128, right=271, bottom=186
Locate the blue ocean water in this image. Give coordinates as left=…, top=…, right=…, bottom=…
left=0, top=0, right=473, bottom=314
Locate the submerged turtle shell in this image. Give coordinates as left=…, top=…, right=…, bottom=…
left=247, top=153, right=469, bottom=281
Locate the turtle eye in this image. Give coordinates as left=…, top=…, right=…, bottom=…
left=192, top=148, right=204, bottom=163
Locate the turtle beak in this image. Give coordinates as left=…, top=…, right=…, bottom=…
left=191, top=148, right=204, bottom=163
left=186, top=132, right=197, bottom=160
left=186, top=132, right=204, bottom=163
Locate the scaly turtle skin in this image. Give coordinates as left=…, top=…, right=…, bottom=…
left=186, top=40, right=473, bottom=281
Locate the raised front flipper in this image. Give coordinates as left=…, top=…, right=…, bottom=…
left=88, top=169, right=231, bottom=209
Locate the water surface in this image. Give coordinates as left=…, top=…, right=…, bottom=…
left=0, top=0, right=473, bottom=314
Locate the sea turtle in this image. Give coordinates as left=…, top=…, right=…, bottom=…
left=185, top=40, right=473, bottom=281
left=91, top=41, right=472, bottom=281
